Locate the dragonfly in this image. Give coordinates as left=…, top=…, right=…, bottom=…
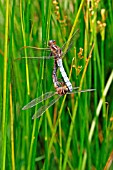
left=20, top=29, right=80, bottom=92
left=21, top=29, right=95, bottom=118
left=22, top=85, right=95, bottom=119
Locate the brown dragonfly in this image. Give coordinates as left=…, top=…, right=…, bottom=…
left=20, top=29, right=79, bottom=92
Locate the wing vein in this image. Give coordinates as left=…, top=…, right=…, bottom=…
left=32, top=95, right=61, bottom=119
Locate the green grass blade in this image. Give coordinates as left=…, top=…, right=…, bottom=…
left=2, top=0, right=9, bottom=169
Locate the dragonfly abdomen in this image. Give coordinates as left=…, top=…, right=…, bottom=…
left=52, top=60, right=61, bottom=87
left=57, top=59, right=73, bottom=92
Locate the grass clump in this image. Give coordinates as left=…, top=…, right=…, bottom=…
left=0, top=0, right=113, bottom=170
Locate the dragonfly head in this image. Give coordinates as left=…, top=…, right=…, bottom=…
left=56, top=86, right=68, bottom=95
left=48, top=40, right=56, bottom=47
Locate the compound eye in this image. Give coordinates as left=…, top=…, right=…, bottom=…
left=52, top=40, right=56, bottom=44
left=48, top=40, right=52, bottom=46
left=48, top=40, right=56, bottom=46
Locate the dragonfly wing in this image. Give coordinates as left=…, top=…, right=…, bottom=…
left=19, top=56, right=54, bottom=59
left=67, top=88, right=96, bottom=94
left=61, top=29, right=80, bottom=56
left=20, top=46, right=50, bottom=50
left=32, top=95, right=61, bottom=119
left=22, top=91, right=56, bottom=110
left=72, top=87, right=79, bottom=90
left=19, top=46, right=55, bottom=59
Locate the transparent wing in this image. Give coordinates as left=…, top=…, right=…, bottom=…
left=72, top=87, right=79, bottom=90
left=67, top=88, right=96, bottom=94
left=61, top=29, right=80, bottom=56
left=22, top=91, right=56, bottom=110
left=19, top=46, right=55, bottom=60
left=32, top=95, right=61, bottom=119
left=20, top=46, right=50, bottom=50
left=18, top=29, right=79, bottom=60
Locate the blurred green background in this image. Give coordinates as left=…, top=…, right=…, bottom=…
left=0, top=0, right=113, bottom=170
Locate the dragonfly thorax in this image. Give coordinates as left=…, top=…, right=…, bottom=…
left=49, top=42, right=62, bottom=60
